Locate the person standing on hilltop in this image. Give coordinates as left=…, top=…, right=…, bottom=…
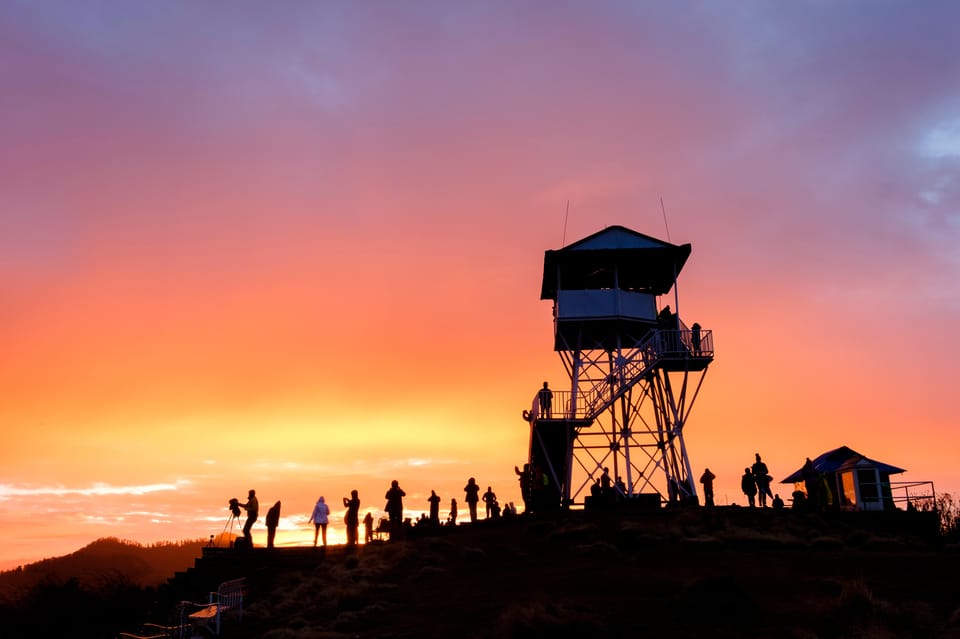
left=464, top=477, right=481, bottom=522
left=482, top=486, right=497, bottom=519
left=363, top=511, right=374, bottom=543
left=752, top=453, right=773, bottom=508
left=514, top=464, right=532, bottom=512
left=428, top=490, right=441, bottom=525
left=448, top=498, right=458, bottom=525
left=241, top=489, right=259, bottom=545
left=310, top=496, right=330, bottom=547
left=265, top=500, right=281, bottom=549
left=741, top=468, right=757, bottom=508
left=384, top=480, right=406, bottom=540
left=699, top=468, right=716, bottom=507
left=343, top=490, right=360, bottom=546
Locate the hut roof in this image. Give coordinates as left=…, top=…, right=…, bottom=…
left=780, top=445, right=906, bottom=483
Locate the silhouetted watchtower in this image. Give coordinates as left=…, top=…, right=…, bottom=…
left=523, top=225, right=713, bottom=508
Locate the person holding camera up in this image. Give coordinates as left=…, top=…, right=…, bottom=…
left=343, top=490, right=360, bottom=546
left=241, top=489, right=259, bottom=544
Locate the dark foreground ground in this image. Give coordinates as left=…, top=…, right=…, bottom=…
left=167, top=507, right=960, bottom=639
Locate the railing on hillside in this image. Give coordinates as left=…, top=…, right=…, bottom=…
left=889, top=480, right=937, bottom=510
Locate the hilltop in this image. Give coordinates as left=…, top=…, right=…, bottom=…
left=4, top=509, right=960, bottom=638
left=180, top=508, right=959, bottom=639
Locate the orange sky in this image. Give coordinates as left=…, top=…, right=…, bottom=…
left=2, top=2, right=959, bottom=569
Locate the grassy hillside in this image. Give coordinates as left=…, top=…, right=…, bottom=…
left=209, top=508, right=960, bottom=639
left=4, top=510, right=960, bottom=638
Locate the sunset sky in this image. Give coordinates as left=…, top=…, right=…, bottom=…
left=2, top=1, right=959, bottom=569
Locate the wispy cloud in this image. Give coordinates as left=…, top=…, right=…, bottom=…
left=0, top=480, right=190, bottom=499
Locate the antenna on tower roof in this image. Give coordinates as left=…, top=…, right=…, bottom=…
left=561, top=200, right=570, bottom=246
left=659, top=196, right=672, bottom=243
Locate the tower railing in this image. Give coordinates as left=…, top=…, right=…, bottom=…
left=535, top=327, right=713, bottom=422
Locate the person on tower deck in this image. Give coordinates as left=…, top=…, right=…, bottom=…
left=241, top=489, right=259, bottom=544
left=464, top=477, right=481, bottom=522
left=428, top=490, right=441, bottom=525
left=482, top=486, right=498, bottom=519
left=752, top=453, right=774, bottom=508
left=658, top=305, right=679, bottom=351
left=741, top=468, right=757, bottom=507
left=691, top=322, right=703, bottom=356
left=699, top=468, right=716, bottom=507
left=384, top=480, right=406, bottom=540
left=537, top=382, right=553, bottom=419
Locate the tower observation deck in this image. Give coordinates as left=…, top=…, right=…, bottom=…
left=522, top=225, right=714, bottom=510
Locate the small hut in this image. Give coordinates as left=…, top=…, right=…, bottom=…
left=781, top=446, right=905, bottom=511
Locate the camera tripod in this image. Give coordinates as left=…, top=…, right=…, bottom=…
left=215, top=512, right=241, bottom=547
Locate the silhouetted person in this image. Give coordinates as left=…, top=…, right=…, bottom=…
left=700, top=468, right=716, bottom=507
left=600, top=467, right=612, bottom=495
left=659, top=305, right=678, bottom=351
left=515, top=464, right=532, bottom=511
left=428, top=490, right=441, bottom=524
left=482, top=486, right=497, bottom=519
left=343, top=490, right=360, bottom=546
left=615, top=475, right=627, bottom=499
left=590, top=479, right=602, bottom=500
left=752, top=453, right=773, bottom=507
left=265, top=500, right=281, bottom=549
left=385, top=480, right=406, bottom=540
left=801, top=457, right=819, bottom=508
left=741, top=468, right=757, bottom=507
left=449, top=498, right=458, bottom=525
left=310, top=496, right=329, bottom=547
left=538, top=381, right=553, bottom=418
left=464, top=477, right=480, bottom=522
left=363, top=511, right=374, bottom=543
left=772, top=494, right=785, bottom=510
left=691, top=322, right=702, bottom=356
left=668, top=477, right=680, bottom=503
left=241, top=489, right=259, bottom=544
left=791, top=489, right=807, bottom=510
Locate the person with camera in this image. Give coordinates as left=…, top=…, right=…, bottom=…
left=241, top=489, right=259, bottom=544
left=343, top=490, right=360, bottom=546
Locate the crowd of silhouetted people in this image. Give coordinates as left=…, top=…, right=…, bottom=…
left=228, top=473, right=527, bottom=549
left=226, top=449, right=856, bottom=550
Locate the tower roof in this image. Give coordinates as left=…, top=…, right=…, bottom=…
left=541, top=225, right=691, bottom=299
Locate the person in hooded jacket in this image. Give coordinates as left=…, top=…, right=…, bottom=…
left=310, top=496, right=330, bottom=547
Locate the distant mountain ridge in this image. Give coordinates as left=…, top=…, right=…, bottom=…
left=0, top=537, right=205, bottom=601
